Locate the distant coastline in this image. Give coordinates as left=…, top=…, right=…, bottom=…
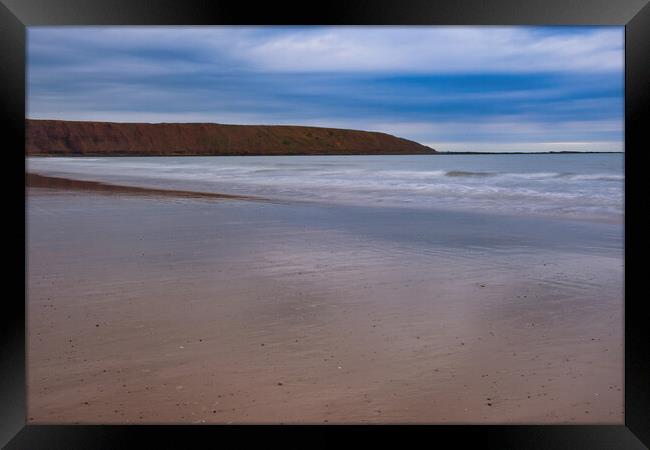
left=27, top=152, right=623, bottom=158
left=26, top=119, right=622, bottom=157
left=28, top=151, right=624, bottom=157
left=26, top=119, right=435, bottom=156
left=434, top=151, right=623, bottom=155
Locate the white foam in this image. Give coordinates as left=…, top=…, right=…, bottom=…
left=27, top=155, right=624, bottom=222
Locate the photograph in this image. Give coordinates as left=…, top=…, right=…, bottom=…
left=25, top=25, right=624, bottom=425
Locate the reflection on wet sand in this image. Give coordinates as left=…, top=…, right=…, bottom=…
left=27, top=187, right=623, bottom=424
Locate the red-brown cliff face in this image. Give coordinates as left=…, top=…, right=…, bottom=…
left=26, top=119, right=436, bottom=156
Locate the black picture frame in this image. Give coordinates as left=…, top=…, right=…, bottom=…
left=2, top=0, right=648, bottom=448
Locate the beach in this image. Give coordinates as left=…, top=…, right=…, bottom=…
left=26, top=155, right=623, bottom=424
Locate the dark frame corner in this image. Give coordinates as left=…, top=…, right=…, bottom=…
left=2, top=0, right=648, bottom=448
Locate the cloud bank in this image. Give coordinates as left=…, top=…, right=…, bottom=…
left=27, top=26, right=624, bottom=152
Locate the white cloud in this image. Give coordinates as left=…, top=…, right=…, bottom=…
left=29, top=26, right=623, bottom=74
left=237, top=27, right=623, bottom=73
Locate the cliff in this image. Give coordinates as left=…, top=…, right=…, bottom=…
left=26, top=119, right=436, bottom=156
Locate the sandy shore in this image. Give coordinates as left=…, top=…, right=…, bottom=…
left=27, top=173, right=263, bottom=201
left=26, top=182, right=623, bottom=424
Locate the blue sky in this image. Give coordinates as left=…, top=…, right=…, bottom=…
left=27, top=26, right=624, bottom=152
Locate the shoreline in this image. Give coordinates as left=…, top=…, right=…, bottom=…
left=25, top=167, right=623, bottom=226
left=26, top=187, right=624, bottom=424
left=26, top=173, right=265, bottom=202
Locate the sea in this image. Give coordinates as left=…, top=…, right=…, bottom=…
left=27, top=153, right=624, bottom=224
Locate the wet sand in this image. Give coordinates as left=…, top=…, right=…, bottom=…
left=27, top=173, right=262, bottom=201
left=26, top=183, right=623, bottom=424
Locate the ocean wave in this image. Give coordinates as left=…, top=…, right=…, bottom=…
left=556, top=173, right=624, bottom=181
left=26, top=155, right=624, bottom=222
left=380, top=170, right=623, bottom=181
left=445, top=170, right=495, bottom=177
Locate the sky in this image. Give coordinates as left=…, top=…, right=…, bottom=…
left=27, top=26, right=624, bottom=152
